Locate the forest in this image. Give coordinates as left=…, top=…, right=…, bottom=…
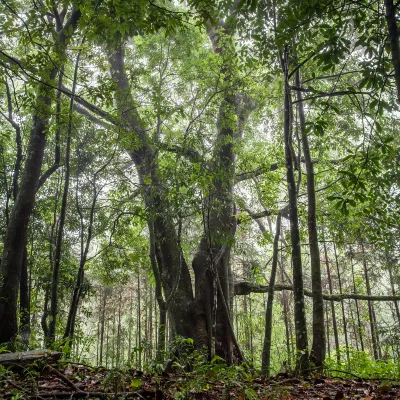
left=0, top=0, right=400, bottom=398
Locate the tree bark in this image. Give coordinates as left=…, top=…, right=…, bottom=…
left=295, top=69, right=325, bottom=368
left=282, top=49, right=309, bottom=373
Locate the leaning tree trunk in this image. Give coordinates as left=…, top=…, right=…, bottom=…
left=295, top=69, right=325, bottom=368
left=0, top=9, right=81, bottom=346
left=282, top=49, right=309, bottom=374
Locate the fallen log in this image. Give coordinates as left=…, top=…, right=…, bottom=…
left=0, top=350, right=62, bottom=366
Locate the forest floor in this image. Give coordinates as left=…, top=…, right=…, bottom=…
left=1, top=362, right=400, bottom=399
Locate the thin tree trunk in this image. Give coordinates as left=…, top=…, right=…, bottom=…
left=262, top=213, right=282, bottom=376
left=282, top=49, right=309, bottom=373
left=48, top=44, right=82, bottom=346
left=116, top=291, right=122, bottom=366
left=137, top=274, right=142, bottom=370
left=387, top=250, right=400, bottom=325
left=296, top=69, right=325, bottom=368
left=280, top=248, right=292, bottom=366
left=19, top=247, right=30, bottom=347
left=360, top=240, right=381, bottom=359
left=350, top=249, right=364, bottom=351
left=334, top=244, right=350, bottom=365
left=0, top=9, right=81, bottom=346
left=326, top=302, right=331, bottom=358
left=323, top=241, right=340, bottom=363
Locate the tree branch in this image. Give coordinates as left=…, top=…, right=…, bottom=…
left=234, top=281, right=400, bottom=301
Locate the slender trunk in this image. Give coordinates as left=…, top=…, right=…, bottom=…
left=349, top=299, right=359, bottom=351
left=296, top=69, right=325, bottom=368
left=280, top=249, right=292, bottom=365
left=387, top=251, right=400, bottom=325
left=323, top=241, right=340, bottom=363
left=325, top=302, right=331, bottom=358
left=384, top=0, right=400, bottom=103
left=148, top=218, right=166, bottom=360
left=116, top=291, right=122, bottom=366
left=351, top=256, right=364, bottom=351
left=19, top=247, right=30, bottom=347
left=148, top=285, right=153, bottom=361
left=334, top=244, right=350, bottom=365
left=0, top=9, right=81, bottom=346
left=262, top=213, right=282, bottom=376
left=128, top=290, right=133, bottom=363
left=137, top=274, right=142, bottom=370
left=360, top=240, right=381, bottom=359
left=106, top=316, right=110, bottom=369
left=48, top=42, right=82, bottom=346
left=282, top=49, right=309, bottom=373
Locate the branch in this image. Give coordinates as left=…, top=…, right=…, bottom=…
left=234, top=281, right=400, bottom=301
left=292, top=89, right=372, bottom=103
left=37, top=164, right=61, bottom=191
left=235, top=163, right=280, bottom=183
left=159, top=142, right=203, bottom=163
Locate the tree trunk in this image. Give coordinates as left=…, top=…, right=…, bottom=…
left=384, top=0, right=400, bottom=103
left=282, top=49, right=309, bottom=373
left=0, top=9, right=81, bottom=347
left=334, top=244, right=350, bottom=364
left=108, top=43, right=194, bottom=342
left=387, top=250, right=400, bottom=325
left=296, top=69, right=325, bottom=368
left=323, top=241, right=340, bottom=364
left=350, top=249, right=364, bottom=351
left=261, top=213, right=282, bottom=376
left=360, top=240, right=381, bottom=359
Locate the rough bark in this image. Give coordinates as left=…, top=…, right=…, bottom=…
left=295, top=69, right=325, bottom=368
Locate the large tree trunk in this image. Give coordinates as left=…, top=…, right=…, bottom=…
left=108, top=44, right=194, bottom=341
left=0, top=9, right=81, bottom=346
left=295, top=69, right=325, bottom=368
left=282, top=50, right=309, bottom=374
